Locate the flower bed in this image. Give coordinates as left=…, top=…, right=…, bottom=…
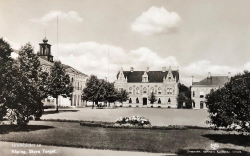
left=115, top=116, right=151, bottom=126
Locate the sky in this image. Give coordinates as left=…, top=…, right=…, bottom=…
left=1, top=0, right=250, bottom=86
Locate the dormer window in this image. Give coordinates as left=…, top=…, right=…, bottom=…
left=136, top=87, right=139, bottom=94
left=142, top=71, right=148, bottom=82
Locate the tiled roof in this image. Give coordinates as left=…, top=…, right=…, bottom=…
left=38, top=57, right=88, bottom=77
left=38, top=57, right=53, bottom=66
left=193, top=76, right=229, bottom=86
left=63, top=64, right=88, bottom=77
left=118, top=71, right=179, bottom=83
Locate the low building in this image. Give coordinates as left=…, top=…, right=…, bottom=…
left=114, top=67, right=179, bottom=108
left=191, top=72, right=231, bottom=109
left=38, top=37, right=88, bottom=107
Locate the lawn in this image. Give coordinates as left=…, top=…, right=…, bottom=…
left=0, top=121, right=249, bottom=154
left=42, top=107, right=209, bottom=127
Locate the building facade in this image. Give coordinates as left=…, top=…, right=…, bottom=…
left=38, top=37, right=88, bottom=107
left=114, top=67, right=179, bottom=108
left=191, top=72, right=231, bottom=109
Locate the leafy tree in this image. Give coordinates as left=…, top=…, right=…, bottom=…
left=82, top=75, right=106, bottom=109
left=117, top=89, right=129, bottom=106
left=206, top=71, right=250, bottom=134
left=148, top=92, right=157, bottom=104
left=177, top=83, right=193, bottom=109
left=103, top=82, right=118, bottom=106
left=0, top=38, right=13, bottom=121
left=1, top=43, right=48, bottom=125
left=48, top=61, right=73, bottom=112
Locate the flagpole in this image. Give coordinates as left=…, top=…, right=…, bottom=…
left=57, top=15, right=58, bottom=60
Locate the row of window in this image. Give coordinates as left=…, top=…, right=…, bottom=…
left=128, top=87, right=174, bottom=95
left=128, top=98, right=171, bottom=104
left=192, top=101, right=208, bottom=109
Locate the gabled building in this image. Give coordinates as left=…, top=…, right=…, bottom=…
left=37, top=37, right=88, bottom=107
left=114, top=67, right=179, bottom=108
left=191, top=72, right=231, bottom=109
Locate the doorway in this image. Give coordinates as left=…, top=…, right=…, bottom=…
left=143, top=98, right=147, bottom=105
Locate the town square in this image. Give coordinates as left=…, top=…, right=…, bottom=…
left=1, top=0, right=250, bottom=155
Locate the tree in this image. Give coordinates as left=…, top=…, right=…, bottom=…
left=82, top=75, right=106, bottom=109
left=117, top=89, right=129, bottom=106
left=206, top=71, right=250, bottom=134
left=1, top=43, right=48, bottom=125
left=176, top=83, right=193, bottom=109
left=103, top=82, right=118, bottom=106
left=148, top=92, right=157, bottom=104
left=48, top=61, right=73, bottom=112
left=0, top=38, right=13, bottom=121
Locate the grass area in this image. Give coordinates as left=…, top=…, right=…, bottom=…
left=42, top=108, right=209, bottom=127
left=0, top=121, right=249, bottom=154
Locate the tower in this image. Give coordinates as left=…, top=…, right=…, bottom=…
left=37, top=37, right=54, bottom=62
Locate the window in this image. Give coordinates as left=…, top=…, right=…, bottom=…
left=151, top=88, right=154, bottom=93
left=143, top=87, right=147, bottom=93
left=168, top=98, right=171, bottom=104
left=129, top=98, right=132, bottom=103
left=129, top=87, right=132, bottom=94
left=136, top=87, right=139, bottom=94
left=158, top=88, right=161, bottom=94
left=169, top=88, right=172, bottom=94
left=193, top=91, right=195, bottom=97
left=158, top=98, right=161, bottom=104
left=167, top=88, right=170, bottom=94
left=200, top=91, right=204, bottom=98
left=136, top=98, right=139, bottom=103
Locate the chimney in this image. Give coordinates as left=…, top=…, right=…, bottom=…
left=228, top=72, right=231, bottom=79
left=162, top=67, right=166, bottom=72
left=208, top=72, right=211, bottom=78
left=146, top=67, right=149, bottom=72
left=191, top=76, right=193, bottom=86
left=130, top=67, right=134, bottom=72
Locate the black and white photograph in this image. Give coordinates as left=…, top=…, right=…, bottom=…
left=0, top=0, right=250, bottom=155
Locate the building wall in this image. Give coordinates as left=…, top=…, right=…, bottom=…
left=191, top=86, right=220, bottom=109
left=114, top=82, right=178, bottom=108
left=40, top=63, right=88, bottom=108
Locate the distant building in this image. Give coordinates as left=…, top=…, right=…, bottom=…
left=37, top=37, right=88, bottom=107
left=114, top=67, right=179, bottom=108
left=191, top=72, right=231, bottom=109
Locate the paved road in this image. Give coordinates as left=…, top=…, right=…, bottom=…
left=0, top=141, right=175, bottom=156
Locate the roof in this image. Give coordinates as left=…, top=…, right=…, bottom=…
left=118, top=71, right=179, bottom=83
left=38, top=57, right=88, bottom=77
left=63, top=64, right=88, bottom=77
left=193, top=76, right=229, bottom=86
left=38, top=57, right=53, bottom=66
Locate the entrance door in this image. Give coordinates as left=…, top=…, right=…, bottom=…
left=143, top=98, right=147, bottom=105
left=200, top=101, right=204, bottom=109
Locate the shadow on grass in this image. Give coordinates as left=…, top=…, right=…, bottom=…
left=203, top=134, right=250, bottom=147
left=43, top=109, right=79, bottom=115
left=175, top=148, right=250, bottom=156
left=0, top=125, right=54, bottom=134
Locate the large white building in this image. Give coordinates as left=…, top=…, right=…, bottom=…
left=191, top=72, right=230, bottom=109
left=37, top=37, right=88, bottom=107
left=114, top=67, right=179, bottom=108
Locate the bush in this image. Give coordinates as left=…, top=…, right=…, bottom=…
left=136, top=105, right=139, bottom=107
left=158, top=106, right=161, bottom=108
left=129, top=105, right=131, bottom=107
left=151, top=106, right=153, bottom=108
left=168, top=106, right=171, bottom=108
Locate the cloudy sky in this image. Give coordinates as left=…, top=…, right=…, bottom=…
left=1, top=0, right=250, bottom=86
